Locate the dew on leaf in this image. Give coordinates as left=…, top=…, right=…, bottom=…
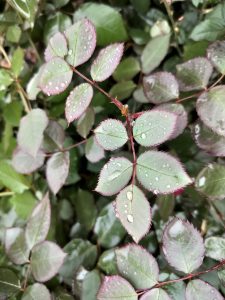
left=127, top=214, right=134, bottom=223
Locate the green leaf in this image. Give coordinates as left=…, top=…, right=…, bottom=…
left=31, top=241, right=66, bottom=282
left=197, top=86, right=225, bottom=136
left=130, top=0, right=150, bottom=14
left=26, top=66, right=44, bottom=101
left=25, top=193, right=51, bottom=250
left=186, top=279, right=223, bottom=300
left=0, top=160, right=30, bottom=193
left=64, top=19, right=96, bottom=67
left=205, top=237, right=225, bottom=261
left=43, top=120, right=65, bottom=152
left=65, top=83, right=93, bottom=124
left=76, top=107, right=95, bottom=138
left=97, top=275, right=137, bottom=300
left=81, top=270, right=101, bottom=300
left=195, top=163, right=225, bottom=200
left=143, top=72, right=179, bottom=104
left=85, top=136, right=105, bottom=163
left=109, top=81, right=136, bottom=101
left=11, top=47, right=24, bottom=77
left=207, top=40, right=225, bottom=74
left=98, top=249, right=117, bottom=275
left=39, top=57, right=73, bottom=96
left=95, top=157, right=133, bottom=196
left=113, top=57, right=140, bottom=82
left=176, top=58, right=213, bottom=91
left=91, top=43, right=124, bottom=82
left=0, top=69, right=13, bottom=91
left=0, top=268, right=21, bottom=297
left=6, top=25, right=21, bottom=43
left=46, top=152, right=70, bottom=195
left=133, top=110, right=177, bottom=147
left=3, top=101, right=23, bottom=126
left=115, top=185, right=151, bottom=243
left=162, top=218, right=205, bottom=273
left=5, top=228, right=29, bottom=265
left=74, top=3, right=128, bottom=46
left=141, top=34, right=170, bottom=74
left=7, top=0, right=30, bottom=19
left=44, top=32, right=68, bottom=62
left=17, top=108, right=48, bottom=157
left=12, top=147, right=45, bottom=174
left=22, top=283, right=51, bottom=300
left=116, top=244, right=158, bottom=289
left=192, top=120, right=225, bottom=157
left=75, top=189, right=97, bottom=231
left=94, top=119, right=128, bottom=151
left=10, top=191, right=36, bottom=220
left=133, top=86, right=149, bottom=103
left=94, top=203, right=126, bottom=248
left=140, top=288, right=171, bottom=300
left=137, top=151, right=192, bottom=194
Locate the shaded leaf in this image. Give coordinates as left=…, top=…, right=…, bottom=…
left=195, top=163, right=225, bottom=200
left=98, top=249, right=117, bottom=275
left=12, top=147, right=45, bottom=174
left=26, top=66, right=44, bottom=100
left=197, top=86, right=225, bottom=136
left=137, top=151, right=192, bottom=194
left=116, top=244, right=158, bottom=289
left=141, top=34, right=170, bottom=74
left=81, top=269, right=101, bottom=300
left=97, top=275, right=137, bottom=300
left=133, top=86, right=149, bottom=103
left=76, top=107, right=95, bottom=138
left=11, top=47, right=24, bottom=77
left=109, top=81, right=136, bottom=101
left=39, top=57, right=72, bottom=96
left=143, top=72, right=179, bottom=104
left=133, top=110, right=177, bottom=147
left=31, top=241, right=66, bottom=282
left=85, top=136, right=105, bottom=163
left=115, top=185, right=151, bottom=243
left=186, top=279, right=223, bottom=300
left=205, top=237, right=225, bottom=261
left=176, top=58, right=213, bottom=91
left=95, top=119, right=128, bottom=151
left=162, top=217, right=205, bottom=273
left=113, top=57, right=140, bottom=81
left=22, top=283, right=51, bottom=300
left=0, top=268, right=21, bottom=297
left=140, top=288, right=171, bottom=300
left=25, top=193, right=51, bottom=250
left=0, top=69, right=13, bottom=91
left=10, top=191, right=36, bottom=220
left=43, top=120, right=65, bottom=152
left=91, top=43, right=124, bottom=82
left=5, top=228, right=29, bottom=265
left=64, top=19, right=96, bottom=67
left=46, top=151, right=70, bottom=194
left=17, top=108, right=48, bottom=157
left=7, top=0, right=30, bottom=19
left=95, top=157, right=133, bottom=196
left=65, top=83, right=93, bottom=124
left=207, top=40, right=225, bottom=74
left=44, top=32, right=68, bottom=62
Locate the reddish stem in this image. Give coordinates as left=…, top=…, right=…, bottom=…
left=126, top=114, right=137, bottom=185
left=45, top=139, right=87, bottom=156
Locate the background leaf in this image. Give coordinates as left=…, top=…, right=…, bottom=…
left=76, top=107, right=95, bottom=138
left=140, top=288, right=171, bottom=300
left=186, top=279, right=223, bottom=300
left=22, top=283, right=51, bottom=300
left=113, top=57, right=140, bottom=82
left=0, top=268, right=21, bottom=297
left=85, top=136, right=105, bottom=163
left=205, top=237, right=225, bottom=261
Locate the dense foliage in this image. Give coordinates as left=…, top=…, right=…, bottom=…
left=1, top=0, right=225, bottom=299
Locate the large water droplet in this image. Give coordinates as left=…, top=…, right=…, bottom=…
left=198, top=176, right=206, bottom=187
left=126, top=191, right=133, bottom=201
left=141, top=133, right=146, bottom=139
left=127, top=214, right=134, bottom=223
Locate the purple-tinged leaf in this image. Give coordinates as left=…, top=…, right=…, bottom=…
left=85, top=136, right=105, bottom=163
left=5, top=228, right=29, bottom=265
left=162, top=217, right=205, bottom=273
left=39, top=57, right=72, bottom=96
left=46, top=151, right=70, bottom=195
left=192, top=120, right=225, bottom=157
left=30, top=241, right=67, bottom=282
left=44, top=32, right=68, bottom=62
left=97, top=275, right=137, bottom=300
left=176, top=58, right=213, bottom=91
left=116, top=244, right=158, bottom=289
left=133, top=86, right=149, bottom=103
left=186, top=279, right=223, bottom=300
left=137, top=151, right=192, bottom=194
left=195, top=163, right=225, bottom=201
left=76, top=107, right=95, bottom=138
left=65, top=83, right=93, bottom=124
left=140, top=288, right=172, bottom=300
left=115, top=185, right=151, bottom=243
left=17, top=109, right=48, bottom=157
left=143, top=72, right=179, bottom=104
left=22, top=283, right=51, bottom=300
left=154, top=103, right=188, bottom=139
left=133, top=110, right=177, bottom=147
left=26, top=66, right=45, bottom=101
left=205, top=237, right=225, bottom=261
left=43, top=120, right=65, bottom=152
left=91, top=43, right=124, bottom=82
left=207, top=40, right=225, bottom=74
left=196, top=86, right=225, bottom=136
left=25, top=193, right=51, bottom=250
left=64, top=19, right=96, bottom=67
left=95, top=157, right=133, bottom=196
left=95, top=119, right=128, bottom=151
left=12, top=147, right=45, bottom=174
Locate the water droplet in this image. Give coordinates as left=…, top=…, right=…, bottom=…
left=126, top=191, right=133, bottom=201
left=155, top=177, right=159, bottom=181
left=141, top=133, right=146, bottom=139
left=198, top=176, right=206, bottom=187
left=127, top=214, right=134, bottom=223
left=68, top=49, right=73, bottom=55
left=167, top=184, right=171, bottom=188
